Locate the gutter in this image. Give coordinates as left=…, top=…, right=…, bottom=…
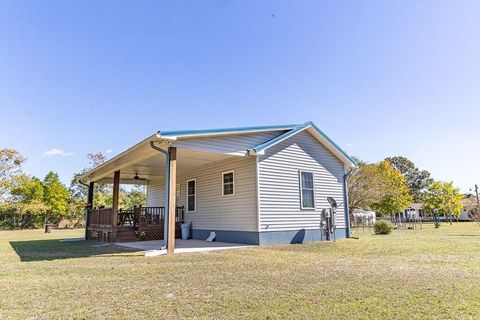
left=78, top=179, right=89, bottom=187
left=149, top=141, right=170, bottom=250
left=343, top=168, right=354, bottom=238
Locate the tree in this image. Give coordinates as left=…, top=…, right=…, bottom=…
left=423, top=181, right=463, bottom=224
left=385, top=156, right=433, bottom=202
left=370, top=161, right=413, bottom=216
left=10, top=175, right=44, bottom=202
left=0, top=148, right=26, bottom=199
left=348, top=158, right=385, bottom=213
left=348, top=159, right=413, bottom=216
left=8, top=174, right=48, bottom=228
left=0, top=148, right=25, bottom=178
left=121, top=186, right=146, bottom=208
left=43, top=172, right=70, bottom=224
left=0, top=148, right=90, bottom=229
left=468, top=205, right=480, bottom=227
left=0, top=150, right=45, bottom=229
left=70, top=152, right=113, bottom=208
left=70, top=152, right=110, bottom=198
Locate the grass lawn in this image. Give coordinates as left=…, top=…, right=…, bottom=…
left=1, top=223, right=480, bottom=319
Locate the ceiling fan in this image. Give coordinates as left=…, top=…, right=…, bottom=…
left=133, top=173, right=147, bottom=181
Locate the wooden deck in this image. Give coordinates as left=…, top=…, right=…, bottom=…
left=86, top=206, right=184, bottom=242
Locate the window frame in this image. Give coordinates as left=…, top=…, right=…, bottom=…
left=186, top=179, right=196, bottom=212
left=299, top=170, right=316, bottom=210
left=221, top=170, right=235, bottom=197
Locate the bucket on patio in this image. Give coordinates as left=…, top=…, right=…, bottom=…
left=181, top=223, right=190, bottom=240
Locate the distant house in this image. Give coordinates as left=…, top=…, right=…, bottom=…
left=459, top=197, right=477, bottom=221
left=404, top=203, right=424, bottom=219
left=78, top=122, right=356, bottom=251
left=404, top=200, right=475, bottom=221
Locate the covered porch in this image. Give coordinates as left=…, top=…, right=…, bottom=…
left=80, top=134, right=244, bottom=254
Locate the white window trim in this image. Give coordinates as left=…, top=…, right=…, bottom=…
left=186, top=179, right=196, bottom=212
left=222, top=170, right=235, bottom=196
left=299, top=170, right=316, bottom=210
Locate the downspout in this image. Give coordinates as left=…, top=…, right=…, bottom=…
left=343, top=169, right=354, bottom=238
left=149, top=141, right=170, bottom=250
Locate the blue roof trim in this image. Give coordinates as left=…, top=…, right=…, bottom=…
left=158, top=124, right=299, bottom=138
left=307, top=121, right=357, bottom=166
left=250, top=121, right=356, bottom=167
left=157, top=121, right=356, bottom=167
left=250, top=124, right=309, bottom=154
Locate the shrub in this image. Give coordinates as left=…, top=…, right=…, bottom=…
left=373, top=220, right=393, bottom=235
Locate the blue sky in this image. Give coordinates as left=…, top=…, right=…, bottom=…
left=1, top=1, right=479, bottom=192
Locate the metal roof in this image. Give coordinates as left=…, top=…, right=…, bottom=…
left=79, top=121, right=356, bottom=183
left=157, top=121, right=356, bottom=167
left=157, top=123, right=299, bottom=139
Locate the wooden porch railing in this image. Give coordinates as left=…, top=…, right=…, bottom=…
left=88, top=207, right=113, bottom=228
left=175, top=206, right=185, bottom=223
left=135, top=206, right=185, bottom=227
left=87, top=206, right=185, bottom=228
left=136, top=206, right=165, bottom=226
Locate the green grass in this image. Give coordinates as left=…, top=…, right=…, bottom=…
left=1, top=224, right=480, bottom=319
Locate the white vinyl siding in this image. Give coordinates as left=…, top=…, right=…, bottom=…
left=172, top=131, right=287, bottom=156
left=146, top=179, right=166, bottom=207
left=146, top=180, right=180, bottom=207
left=146, top=156, right=257, bottom=232
left=179, top=157, right=257, bottom=231
left=258, top=131, right=346, bottom=231
left=147, top=129, right=347, bottom=234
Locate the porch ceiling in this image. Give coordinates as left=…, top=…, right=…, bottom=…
left=93, top=148, right=237, bottom=184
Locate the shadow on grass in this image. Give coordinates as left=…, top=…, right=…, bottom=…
left=10, top=239, right=142, bottom=262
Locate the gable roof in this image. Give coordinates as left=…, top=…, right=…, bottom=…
left=79, top=121, right=355, bottom=183
left=247, top=122, right=356, bottom=168
left=156, top=121, right=355, bottom=168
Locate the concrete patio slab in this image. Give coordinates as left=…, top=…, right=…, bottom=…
left=115, top=239, right=253, bottom=254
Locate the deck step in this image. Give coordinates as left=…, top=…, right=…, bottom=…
left=117, top=230, right=139, bottom=242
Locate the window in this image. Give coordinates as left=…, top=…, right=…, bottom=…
left=222, top=171, right=234, bottom=196
left=300, top=171, right=315, bottom=209
left=187, top=179, right=196, bottom=212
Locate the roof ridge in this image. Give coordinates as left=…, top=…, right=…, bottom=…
left=248, top=123, right=310, bottom=155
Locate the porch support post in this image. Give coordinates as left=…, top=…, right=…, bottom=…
left=112, top=170, right=120, bottom=242
left=85, top=182, right=94, bottom=240
left=162, top=151, right=170, bottom=249
left=167, top=147, right=177, bottom=255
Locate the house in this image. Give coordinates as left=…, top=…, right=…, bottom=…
left=404, top=201, right=474, bottom=222
left=404, top=203, right=424, bottom=219
left=459, top=197, right=477, bottom=221
left=78, top=122, right=356, bottom=253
